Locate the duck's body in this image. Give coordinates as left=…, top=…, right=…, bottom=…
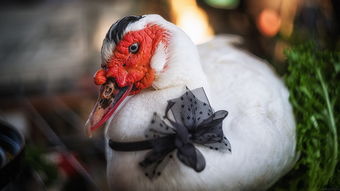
left=86, top=15, right=296, bottom=191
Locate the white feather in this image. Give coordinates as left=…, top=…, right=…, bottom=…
left=150, top=42, right=167, bottom=76
left=104, top=15, right=296, bottom=191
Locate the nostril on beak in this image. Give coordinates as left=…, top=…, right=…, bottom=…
left=104, top=87, right=112, bottom=96
left=102, top=82, right=115, bottom=99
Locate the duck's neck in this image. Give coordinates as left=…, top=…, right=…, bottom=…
left=151, top=24, right=208, bottom=90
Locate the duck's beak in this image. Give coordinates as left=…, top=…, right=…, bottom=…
left=85, top=79, right=132, bottom=137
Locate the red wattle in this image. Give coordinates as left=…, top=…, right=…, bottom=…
left=94, top=69, right=107, bottom=85
left=96, top=24, right=168, bottom=93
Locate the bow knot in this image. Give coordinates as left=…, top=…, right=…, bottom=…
left=140, top=87, right=231, bottom=180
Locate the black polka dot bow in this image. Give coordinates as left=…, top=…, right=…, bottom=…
left=109, top=87, right=231, bottom=180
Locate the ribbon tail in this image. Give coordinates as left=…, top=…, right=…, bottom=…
left=139, top=135, right=176, bottom=180
left=140, top=149, right=174, bottom=180
left=177, top=143, right=206, bottom=172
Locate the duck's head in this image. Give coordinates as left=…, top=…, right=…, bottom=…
left=85, top=14, right=205, bottom=136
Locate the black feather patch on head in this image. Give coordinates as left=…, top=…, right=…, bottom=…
left=105, top=15, right=144, bottom=44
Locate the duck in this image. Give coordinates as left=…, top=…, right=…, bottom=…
left=85, top=14, right=296, bottom=191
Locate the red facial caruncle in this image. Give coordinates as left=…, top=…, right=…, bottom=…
left=94, top=24, right=168, bottom=94
left=85, top=23, right=169, bottom=135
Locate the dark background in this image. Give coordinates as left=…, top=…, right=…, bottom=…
left=0, top=0, right=338, bottom=190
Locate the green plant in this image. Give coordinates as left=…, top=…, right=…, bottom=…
left=271, top=42, right=340, bottom=190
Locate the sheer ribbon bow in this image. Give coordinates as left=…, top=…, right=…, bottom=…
left=138, top=88, right=231, bottom=179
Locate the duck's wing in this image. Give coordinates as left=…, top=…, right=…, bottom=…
left=197, top=35, right=296, bottom=189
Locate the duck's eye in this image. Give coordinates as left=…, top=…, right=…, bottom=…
left=129, top=43, right=139, bottom=54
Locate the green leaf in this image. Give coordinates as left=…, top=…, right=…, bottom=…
left=270, top=42, right=340, bottom=190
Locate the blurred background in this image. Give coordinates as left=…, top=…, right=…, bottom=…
left=0, top=0, right=339, bottom=190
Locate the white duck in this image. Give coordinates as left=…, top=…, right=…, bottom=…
left=85, top=14, right=296, bottom=191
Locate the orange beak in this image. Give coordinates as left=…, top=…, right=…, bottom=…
left=85, top=79, right=132, bottom=137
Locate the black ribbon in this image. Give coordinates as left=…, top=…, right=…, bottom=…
left=109, top=87, right=231, bottom=180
